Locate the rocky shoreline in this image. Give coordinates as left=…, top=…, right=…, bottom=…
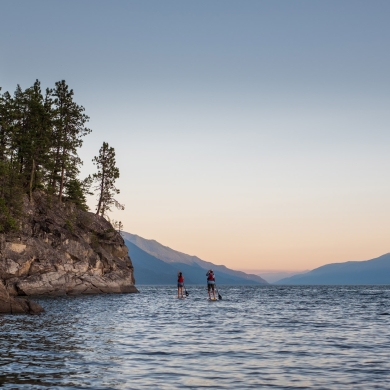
left=0, top=192, right=137, bottom=314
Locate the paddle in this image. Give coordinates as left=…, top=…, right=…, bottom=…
left=215, top=283, right=222, bottom=300
left=184, top=285, right=189, bottom=297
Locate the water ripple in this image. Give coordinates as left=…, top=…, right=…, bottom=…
left=1, top=286, right=390, bottom=389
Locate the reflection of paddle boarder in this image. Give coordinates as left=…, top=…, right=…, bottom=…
left=206, top=269, right=216, bottom=300
left=177, top=271, right=184, bottom=298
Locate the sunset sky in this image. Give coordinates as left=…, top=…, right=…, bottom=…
left=1, top=1, right=389, bottom=272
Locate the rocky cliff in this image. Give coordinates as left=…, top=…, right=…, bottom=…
left=0, top=192, right=137, bottom=314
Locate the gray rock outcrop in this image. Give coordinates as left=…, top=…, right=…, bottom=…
left=0, top=279, right=43, bottom=314
left=0, top=192, right=138, bottom=314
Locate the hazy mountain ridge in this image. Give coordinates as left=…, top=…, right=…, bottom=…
left=257, top=271, right=308, bottom=284
left=122, top=232, right=268, bottom=285
left=124, top=233, right=200, bottom=265
left=276, top=253, right=390, bottom=285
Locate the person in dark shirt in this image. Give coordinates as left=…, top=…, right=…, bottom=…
left=206, top=269, right=216, bottom=300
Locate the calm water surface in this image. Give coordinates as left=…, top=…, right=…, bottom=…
left=1, top=285, right=390, bottom=389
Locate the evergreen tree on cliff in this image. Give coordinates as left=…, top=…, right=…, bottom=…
left=12, top=81, right=53, bottom=200
left=65, top=177, right=92, bottom=211
left=92, top=142, right=124, bottom=217
left=49, top=80, right=91, bottom=201
left=0, top=87, right=24, bottom=230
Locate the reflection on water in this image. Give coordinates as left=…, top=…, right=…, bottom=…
left=1, top=286, right=390, bottom=389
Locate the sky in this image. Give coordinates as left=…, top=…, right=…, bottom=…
left=1, top=0, right=390, bottom=272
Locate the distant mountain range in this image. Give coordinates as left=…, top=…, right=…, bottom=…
left=122, top=232, right=268, bottom=285
left=275, top=253, right=390, bottom=285
left=254, top=271, right=308, bottom=283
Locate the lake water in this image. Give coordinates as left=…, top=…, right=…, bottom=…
left=1, top=285, right=390, bottom=389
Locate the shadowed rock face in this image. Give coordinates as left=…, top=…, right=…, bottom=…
left=0, top=280, right=43, bottom=314
left=0, top=192, right=138, bottom=314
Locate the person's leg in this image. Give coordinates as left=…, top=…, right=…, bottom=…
left=180, top=286, right=183, bottom=298
left=178, top=285, right=180, bottom=298
left=208, top=284, right=211, bottom=299
left=212, top=284, right=216, bottom=299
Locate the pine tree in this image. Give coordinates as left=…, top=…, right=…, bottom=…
left=64, top=175, right=93, bottom=211
left=0, top=88, right=24, bottom=231
left=111, top=220, right=124, bottom=234
left=50, top=80, right=91, bottom=201
left=92, top=142, right=124, bottom=217
left=0, top=88, right=13, bottom=163
left=12, top=81, right=53, bottom=200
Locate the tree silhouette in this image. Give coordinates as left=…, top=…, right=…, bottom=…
left=92, top=142, right=124, bottom=217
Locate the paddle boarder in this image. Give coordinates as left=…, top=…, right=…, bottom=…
left=177, top=271, right=185, bottom=298
left=206, top=269, right=216, bottom=300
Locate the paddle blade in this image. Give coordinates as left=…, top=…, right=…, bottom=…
left=218, top=293, right=222, bottom=300
left=186, top=291, right=189, bottom=296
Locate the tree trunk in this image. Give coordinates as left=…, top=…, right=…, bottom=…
left=0, top=128, right=6, bottom=162
left=51, top=145, right=61, bottom=194
left=29, top=158, right=35, bottom=202
left=96, top=167, right=105, bottom=215
left=59, top=160, right=65, bottom=202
